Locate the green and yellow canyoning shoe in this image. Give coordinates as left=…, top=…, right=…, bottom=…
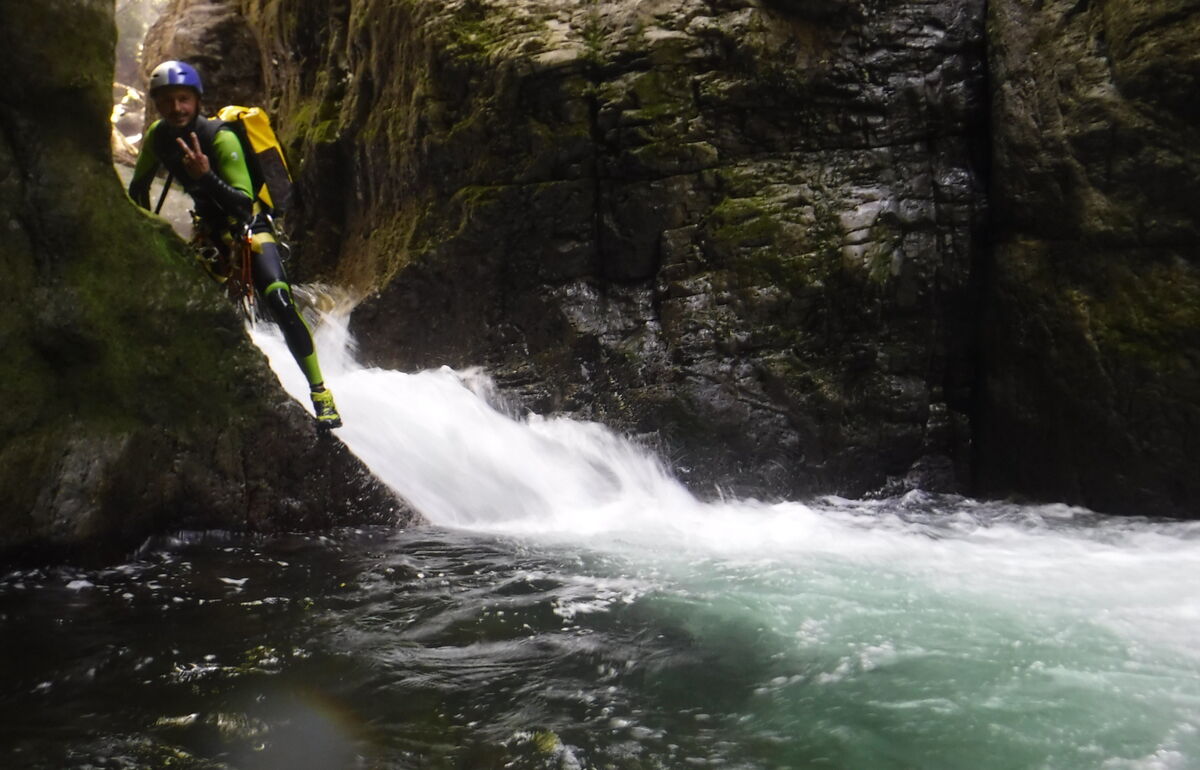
left=310, top=388, right=343, bottom=430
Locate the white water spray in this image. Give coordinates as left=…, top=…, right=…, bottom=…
left=252, top=310, right=972, bottom=555
left=251, top=304, right=700, bottom=536
left=251, top=305, right=1200, bottom=550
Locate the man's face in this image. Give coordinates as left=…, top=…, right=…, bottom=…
left=153, top=86, right=200, bottom=128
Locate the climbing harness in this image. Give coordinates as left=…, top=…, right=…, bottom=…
left=190, top=217, right=261, bottom=323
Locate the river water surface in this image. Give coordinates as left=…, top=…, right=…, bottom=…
left=2, top=310, right=1197, bottom=769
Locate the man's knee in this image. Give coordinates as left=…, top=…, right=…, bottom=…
left=251, top=240, right=288, bottom=293
left=264, top=281, right=296, bottom=317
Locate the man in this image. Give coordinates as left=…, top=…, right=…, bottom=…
left=128, top=60, right=342, bottom=429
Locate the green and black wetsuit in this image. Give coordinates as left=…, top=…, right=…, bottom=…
left=129, top=118, right=252, bottom=221
left=129, top=117, right=327, bottom=390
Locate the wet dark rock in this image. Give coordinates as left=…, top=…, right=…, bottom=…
left=980, top=0, right=1200, bottom=517
left=234, top=0, right=989, bottom=502
left=761, top=0, right=860, bottom=23
left=142, top=0, right=264, bottom=110
left=0, top=2, right=410, bottom=564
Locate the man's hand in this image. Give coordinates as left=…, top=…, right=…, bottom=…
left=177, top=132, right=210, bottom=179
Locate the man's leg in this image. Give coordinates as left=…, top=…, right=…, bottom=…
left=250, top=232, right=343, bottom=428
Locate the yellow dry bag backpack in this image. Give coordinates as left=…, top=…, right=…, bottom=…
left=217, top=105, right=293, bottom=216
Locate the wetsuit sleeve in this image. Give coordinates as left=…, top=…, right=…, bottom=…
left=127, top=121, right=161, bottom=210
left=193, top=129, right=254, bottom=222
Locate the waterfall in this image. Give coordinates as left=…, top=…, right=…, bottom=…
left=245, top=304, right=1200, bottom=768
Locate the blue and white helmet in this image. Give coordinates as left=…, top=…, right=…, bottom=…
left=148, top=60, right=204, bottom=96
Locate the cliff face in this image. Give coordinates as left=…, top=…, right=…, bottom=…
left=237, top=0, right=989, bottom=499
left=144, top=0, right=1198, bottom=515
left=982, top=0, right=1200, bottom=515
left=0, top=0, right=406, bottom=562
left=142, top=0, right=265, bottom=110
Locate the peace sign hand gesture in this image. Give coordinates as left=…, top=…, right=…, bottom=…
left=176, top=132, right=210, bottom=179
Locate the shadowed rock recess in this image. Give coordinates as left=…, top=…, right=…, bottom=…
left=983, top=0, right=1200, bottom=516
left=0, top=2, right=407, bottom=563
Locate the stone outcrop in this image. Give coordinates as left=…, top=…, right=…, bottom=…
left=0, top=0, right=409, bottom=564
left=982, top=0, right=1200, bottom=516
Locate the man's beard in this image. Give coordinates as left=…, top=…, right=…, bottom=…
left=161, top=115, right=198, bottom=138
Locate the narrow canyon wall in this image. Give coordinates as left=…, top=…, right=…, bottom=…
left=983, top=0, right=1200, bottom=516
left=0, top=0, right=405, bottom=563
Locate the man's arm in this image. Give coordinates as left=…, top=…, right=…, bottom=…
left=127, top=121, right=161, bottom=209
left=192, top=129, right=254, bottom=221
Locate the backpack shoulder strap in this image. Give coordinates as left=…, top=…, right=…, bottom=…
left=215, top=105, right=293, bottom=216
left=152, top=116, right=227, bottom=178
left=190, top=116, right=227, bottom=155
left=154, top=171, right=173, bottom=215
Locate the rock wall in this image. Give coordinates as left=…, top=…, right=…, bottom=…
left=982, top=0, right=1200, bottom=516
left=145, top=0, right=1199, bottom=515
left=237, top=0, right=989, bottom=499
left=142, top=0, right=265, bottom=110
left=0, top=0, right=408, bottom=564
